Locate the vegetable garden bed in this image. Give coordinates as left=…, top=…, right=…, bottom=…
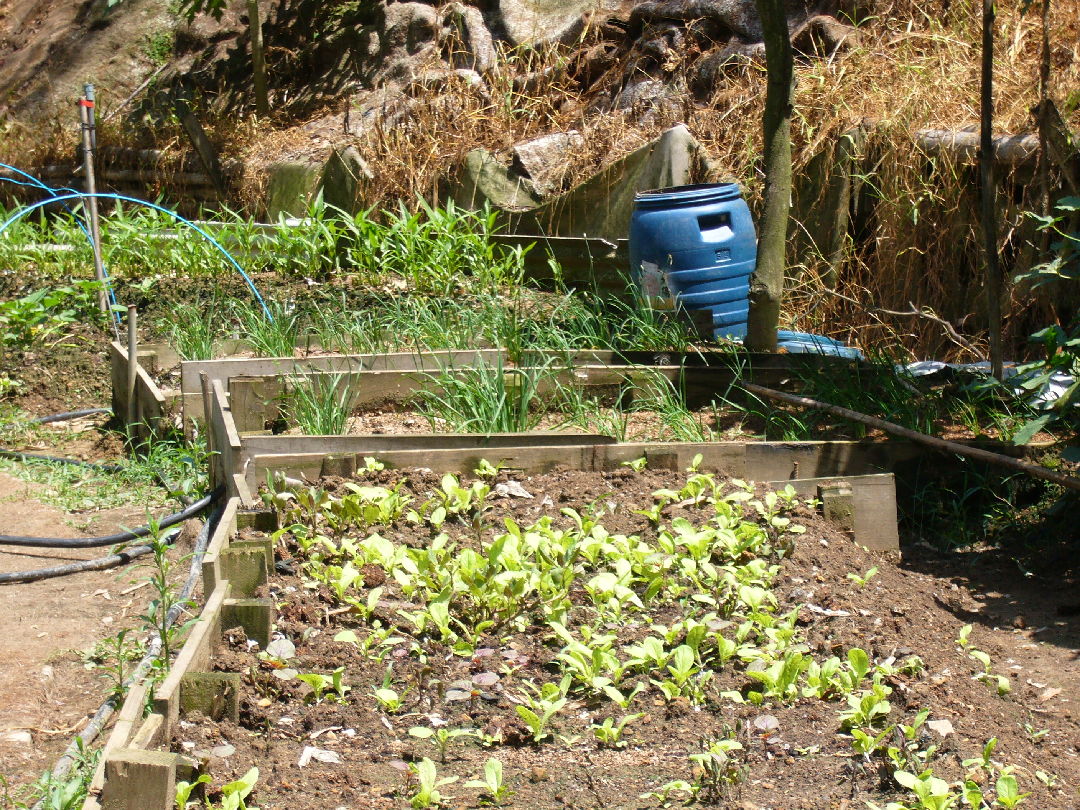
left=91, top=467, right=1079, bottom=810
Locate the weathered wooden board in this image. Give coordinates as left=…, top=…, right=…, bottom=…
left=153, top=581, right=229, bottom=741
left=181, top=349, right=505, bottom=394
left=109, top=342, right=169, bottom=437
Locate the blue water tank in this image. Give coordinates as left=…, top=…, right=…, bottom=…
left=629, top=182, right=758, bottom=339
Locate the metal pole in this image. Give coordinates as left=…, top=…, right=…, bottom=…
left=79, top=84, right=109, bottom=315
left=126, top=305, right=138, bottom=440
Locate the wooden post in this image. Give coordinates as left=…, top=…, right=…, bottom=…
left=100, top=750, right=178, bottom=810
left=200, top=372, right=217, bottom=489
left=746, top=0, right=795, bottom=352
left=79, top=85, right=109, bottom=315
left=126, top=306, right=138, bottom=439
left=172, top=96, right=229, bottom=199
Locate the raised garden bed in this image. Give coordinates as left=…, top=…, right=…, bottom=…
left=89, top=467, right=1079, bottom=810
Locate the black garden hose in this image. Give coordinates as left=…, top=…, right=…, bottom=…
left=0, top=530, right=178, bottom=585
left=0, top=447, right=123, bottom=472
left=31, top=408, right=112, bottom=424
left=0, top=487, right=222, bottom=548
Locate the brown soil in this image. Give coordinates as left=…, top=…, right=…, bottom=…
left=0, top=468, right=184, bottom=795
left=174, top=468, right=1080, bottom=810
left=0, top=0, right=173, bottom=127
left=0, top=408, right=196, bottom=800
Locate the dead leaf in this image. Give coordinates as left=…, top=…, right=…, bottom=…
left=298, top=746, right=341, bottom=767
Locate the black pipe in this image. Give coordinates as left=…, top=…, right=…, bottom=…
left=0, top=535, right=174, bottom=585
left=31, top=408, right=112, bottom=424
left=0, top=487, right=222, bottom=548
left=0, top=447, right=123, bottom=472
left=31, top=501, right=224, bottom=802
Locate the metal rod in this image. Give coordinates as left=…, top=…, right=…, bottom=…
left=79, top=84, right=109, bottom=315
left=126, top=305, right=138, bottom=439
left=742, top=381, right=1080, bottom=493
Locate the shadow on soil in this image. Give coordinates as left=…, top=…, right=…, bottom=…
left=898, top=491, right=1080, bottom=657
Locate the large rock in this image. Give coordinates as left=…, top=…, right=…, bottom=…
left=513, top=123, right=719, bottom=240
left=266, top=161, right=323, bottom=220
left=321, top=147, right=374, bottom=215
left=512, top=130, right=586, bottom=195
left=497, top=0, right=604, bottom=47
left=449, top=148, right=543, bottom=211
left=443, top=3, right=497, bottom=72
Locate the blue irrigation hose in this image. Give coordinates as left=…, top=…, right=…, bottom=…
left=0, top=162, right=122, bottom=323
left=0, top=191, right=273, bottom=320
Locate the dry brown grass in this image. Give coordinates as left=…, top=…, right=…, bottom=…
left=226, top=0, right=1080, bottom=358
left=4, top=0, right=1078, bottom=358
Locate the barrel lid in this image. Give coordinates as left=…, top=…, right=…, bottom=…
left=634, top=182, right=744, bottom=210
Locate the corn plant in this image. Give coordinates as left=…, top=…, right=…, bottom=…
left=235, top=298, right=305, bottom=357
left=415, top=358, right=554, bottom=434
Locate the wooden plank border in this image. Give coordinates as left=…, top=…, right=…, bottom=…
left=109, top=342, right=169, bottom=438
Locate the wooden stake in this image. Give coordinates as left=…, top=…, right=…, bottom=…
left=126, top=305, right=138, bottom=439
left=742, top=381, right=1080, bottom=493
left=980, top=0, right=1004, bottom=381
left=247, top=0, right=269, bottom=118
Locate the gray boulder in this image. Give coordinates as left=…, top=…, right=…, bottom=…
left=515, top=123, right=720, bottom=239
left=512, top=130, right=586, bottom=195
left=496, top=0, right=604, bottom=47
left=321, top=147, right=374, bottom=215
left=449, top=148, right=543, bottom=212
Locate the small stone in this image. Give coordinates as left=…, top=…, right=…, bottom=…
left=926, top=719, right=954, bottom=737
left=1, top=730, right=31, bottom=744
left=529, top=766, right=548, bottom=782
left=1012, top=615, right=1027, bottom=629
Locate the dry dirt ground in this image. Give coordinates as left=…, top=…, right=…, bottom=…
left=0, top=471, right=151, bottom=792
left=0, top=0, right=171, bottom=124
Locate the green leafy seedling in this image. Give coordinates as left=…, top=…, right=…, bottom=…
left=591, top=713, right=643, bottom=748
left=409, top=757, right=457, bottom=809
left=465, top=758, right=512, bottom=806
left=175, top=773, right=211, bottom=809
left=846, top=566, right=879, bottom=587
left=219, top=767, right=259, bottom=810
left=409, top=727, right=480, bottom=763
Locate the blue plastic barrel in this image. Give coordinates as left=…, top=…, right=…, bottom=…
left=629, top=182, right=758, bottom=339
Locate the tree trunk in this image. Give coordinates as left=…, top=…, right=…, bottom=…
left=248, top=0, right=270, bottom=118
left=746, top=0, right=795, bottom=352
left=980, top=0, right=1003, bottom=380
left=1036, top=0, right=1052, bottom=256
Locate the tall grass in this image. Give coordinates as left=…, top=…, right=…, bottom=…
left=414, top=358, right=554, bottom=433
left=166, top=301, right=219, bottom=360
left=235, top=298, right=305, bottom=357
left=283, top=373, right=352, bottom=435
